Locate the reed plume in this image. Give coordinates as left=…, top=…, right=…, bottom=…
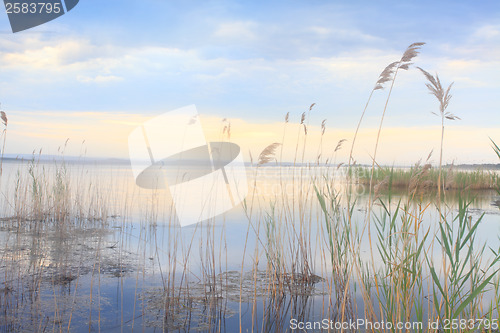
left=0, top=111, right=7, bottom=126
left=348, top=42, right=425, bottom=167
left=334, top=139, right=346, bottom=153
left=0, top=105, right=7, bottom=177
left=258, top=143, right=281, bottom=165
left=417, top=67, right=458, bottom=201
left=280, top=112, right=290, bottom=163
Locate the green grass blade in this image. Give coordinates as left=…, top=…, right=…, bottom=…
left=452, top=272, right=496, bottom=318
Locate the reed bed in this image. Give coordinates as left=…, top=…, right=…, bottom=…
left=353, top=165, right=500, bottom=191
left=1, top=43, right=500, bottom=332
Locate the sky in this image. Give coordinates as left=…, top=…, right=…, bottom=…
left=0, top=0, right=499, bottom=165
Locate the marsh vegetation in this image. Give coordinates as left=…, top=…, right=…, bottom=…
left=1, top=43, right=500, bottom=332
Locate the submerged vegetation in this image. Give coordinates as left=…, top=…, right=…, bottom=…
left=1, top=43, right=500, bottom=332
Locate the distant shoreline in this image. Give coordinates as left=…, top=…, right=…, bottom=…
left=2, top=155, right=500, bottom=169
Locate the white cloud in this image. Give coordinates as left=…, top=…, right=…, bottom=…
left=315, top=27, right=381, bottom=43
left=77, top=75, right=123, bottom=83
left=471, top=24, right=500, bottom=41
left=426, top=57, right=500, bottom=88
left=441, top=24, right=500, bottom=61
left=0, top=38, right=112, bottom=70
left=213, top=21, right=258, bottom=41
left=0, top=37, right=198, bottom=83
left=308, top=26, right=331, bottom=36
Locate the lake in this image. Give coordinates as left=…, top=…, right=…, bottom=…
left=0, top=159, right=499, bottom=332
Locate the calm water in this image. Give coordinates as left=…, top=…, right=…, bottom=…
left=0, top=160, right=499, bottom=332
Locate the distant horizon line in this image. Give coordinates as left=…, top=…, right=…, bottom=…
left=1, top=153, right=499, bottom=170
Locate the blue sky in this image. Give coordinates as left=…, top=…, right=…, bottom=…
left=0, top=0, right=499, bottom=163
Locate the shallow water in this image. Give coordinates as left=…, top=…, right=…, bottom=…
left=0, top=160, right=499, bottom=332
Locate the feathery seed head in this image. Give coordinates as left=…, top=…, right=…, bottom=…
left=258, top=143, right=281, bottom=165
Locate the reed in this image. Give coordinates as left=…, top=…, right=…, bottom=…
left=0, top=107, right=7, bottom=177
left=2, top=44, right=500, bottom=333
left=354, top=165, right=499, bottom=191
left=417, top=67, right=459, bottom=204
left=492, top=139, right=500, bottom=196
